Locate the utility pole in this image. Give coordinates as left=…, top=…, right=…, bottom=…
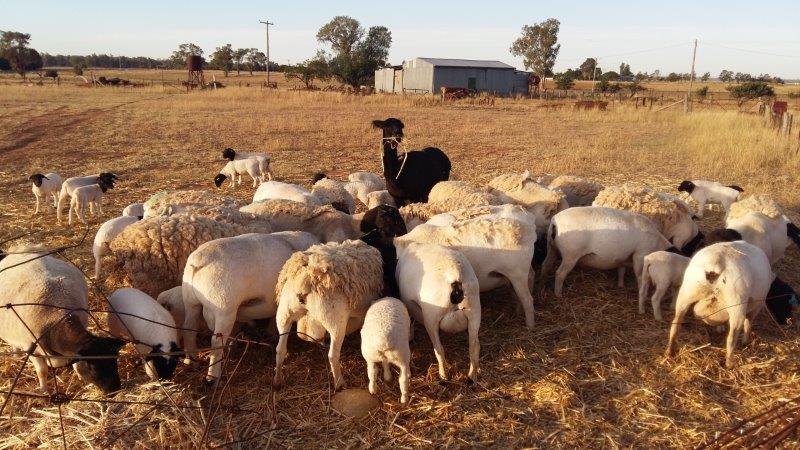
left=259, top=20, right=274, bottom=86
left=686, top=39, right=698, bottom=112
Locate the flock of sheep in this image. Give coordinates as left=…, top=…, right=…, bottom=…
left=2, top=117, right=799, bottom=407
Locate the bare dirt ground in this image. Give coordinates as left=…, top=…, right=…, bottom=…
left=1, top=85, right=800, bottom=448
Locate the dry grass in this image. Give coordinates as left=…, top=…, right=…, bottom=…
left=2, top=85, right=800, bottom=448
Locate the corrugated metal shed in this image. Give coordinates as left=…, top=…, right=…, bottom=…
left=415, top=58, right=515, bottom=70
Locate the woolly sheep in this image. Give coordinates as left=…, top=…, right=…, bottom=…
left=486, top=171, right=568, bottom=234
left=360, top=297, right=411, bottom=403
left=348, top=171, right=384, bottom=190
left=69, top=182, right=110, bottom=225
left=222, top=148, right=273, bottom=181
left=252, top=181, right=324, bottom=207
left=396, top=242, right=481, bottom=382
left=0, top=249, right=124, bottom=394
left=394, top=204, right=537, bottom=328
left=122, top=202, right=144, bottom=218
left=57, top=172, right=118, bottom=222
left=722, top=195, right=800, bottom=264
left=181, top=231, right=319, bottom=382
left=214, top=158, right=263, bottom=188
left=142, top=190, right=243, bottom=219
left=542, top=207, right=675, bottom=298
left=678, top=180, right=743, bottom=217
left=29, top=172, right=62, bottom=215
left=273, top=240, right=384, bottom=390
left=241, top=199, right=358, bottom=243
left=547, top=175, right=604, bottom=207
left=366, top=190, right=396, bottom=209
left=638, top=251, right=690, bottom=321
left=312, top=177, right=357, bottom=214
left=93, top=215, right=140, bottom=279
left=399, top=192, right=503, bottom=230
left=107, top=288, right=181, bottom=380
left=592, top=183, right=699, bottom=251
left=665, top=241, right=772, bottom=368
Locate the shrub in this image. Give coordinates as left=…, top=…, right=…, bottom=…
left=554, top=73, right=574, bottom=91
left=695, top=86, right=709, bottom=98
left=43, top=69, right=58, bottom=78
left=73, top=63, right=85, bottom=75
left=727, top=81, right=775, bottom=99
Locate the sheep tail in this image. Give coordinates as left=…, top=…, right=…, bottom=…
left=638, top=259, right=652, bottom=304
left=450, top=281, right=464, bottom=305
left=726, top=185, right=744, bottom=193
left=181, top=263, right=202, bottom=311
left=787, top=222, right=800, bottom=249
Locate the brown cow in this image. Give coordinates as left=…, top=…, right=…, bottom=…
left=573, top=100, right=609, bottom=111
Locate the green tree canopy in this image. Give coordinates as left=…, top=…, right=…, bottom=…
left=509, top=18, right=561, bottom=84
left=316, top=16, right=391, bottom=88
left=210, top=44, right=234, bottom=76
left=169, top=43, right=203, bottom=68
left=0, top=31, right=42, bottom=78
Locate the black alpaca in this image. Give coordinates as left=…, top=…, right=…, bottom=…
left=372, top=118, right=451, bottom=206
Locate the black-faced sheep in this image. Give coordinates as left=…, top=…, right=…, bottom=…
left=677, top=180, right=743, bottom=217
left=57, top=172, right=118, bottom=222
left=29, top=172, right=62, bottom=215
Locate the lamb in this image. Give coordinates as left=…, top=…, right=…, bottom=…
left=222, top=147, right=273, bottom=181
left=717, top=195, right=800, bottom=264
left=360, top=297, right=411, bottom=403
left=678, top=180, right=743, bottom=217
left=93, top=215, right=140, bottom=279
left=29, top=172, right=63, bottom=214
left=181, top=231, right=319, bottom=382
left=541, top=207, right=676, bottom=298
left=143, top=190, right=244, bottom=219
left=0, top=249, right=124, bottom=394
left=122, top=202, right=144, bottom=218
left=366, top=190, right=396, bottom=209
left=393, top=204, right=537, bottom=328
left=395, top=242, right=481, bottom=382
left=486, top=171, right=568, bottom=234
left=592, top=183, right=700, bottom=252
left=665, top=241, right=772, bottom=368
left=107, top=288, right=180, bottom=380
left=214, top=159, right=263, bottom=188
left=57, top=172, right=118, bottom=222
left=638, top=251, right=690, bottom=321
left=547, top=175, right=604, bottom=207
left=273, top=240, right=384, bottom=390
left=68, top=180, right=112, bottom=225
left=108, top=213, right=271, bottom=297
left=312, top=177, right=357, bottom=214
left=252, top=181, right=324, bottom=208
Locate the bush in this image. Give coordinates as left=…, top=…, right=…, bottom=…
left=554, top=73, right=574, bottom=90
left=42, top=69, right=58, bottom=78
left=73, top=63, right=86, bottom=75
left=695, top=86, right=709, bottom=97
left=726, top=81, right=775, bottom=99
left=595, top=79, right=621, bottom=93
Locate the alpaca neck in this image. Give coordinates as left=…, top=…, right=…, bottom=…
left=382, top=142, right=400, bottom=177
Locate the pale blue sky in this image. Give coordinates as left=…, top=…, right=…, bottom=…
left=5, top=0, right=800, bottom=77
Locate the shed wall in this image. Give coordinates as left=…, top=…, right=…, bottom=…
left=374, top=68, right=396, bottom=93
left=401, top=63, right=435, bottom=93
left=432, top=67, right=517, bottom=95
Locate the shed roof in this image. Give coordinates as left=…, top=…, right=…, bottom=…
left=414, top=57, right=515, bottom=70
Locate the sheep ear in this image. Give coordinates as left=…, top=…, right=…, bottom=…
left=371, top=120, right=385, bottom=129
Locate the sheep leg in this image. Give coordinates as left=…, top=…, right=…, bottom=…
left=250, top=173, right=257, bottom=187
left=382, top=361, right=392, bottom=382
left=273, top=306, right=303, bottom=389
left=207, top=315, right=236, bottom=384
left=665, top=293, right=694, bottom=358
left=508, top=272, right=535, bottom=329
left=423, top=316, right=448, bottom=380
left=181, top=303, right=203, bottom=364
left=31, top=356, right=50, bottom=393
left=93, top=245, right=103, bottom=280
left=466, top=308, right=481, bottom=383
left=725, top=316, right=744, bottom=369
left=397, top=360, right=410, bottom=404
left=327, top=315, right=349, bottom=390
left=57, top=191, right=67, bottom=222
left=554, top=256, right=579, bottom=298
left=540, top=242, right=558, bottom=278
left=95, top=201, right=103, bottom=218
left=51, top=192, right=58, bottom=208
left=696, top=199, right=705, bottom=218
left=742, top=317, right=753, bottom=345
left=34, top=194, right=41, bottom=215
left=617, top=267, right=626, bottom=288
left=367, top=362, right=379, bottom=395
left=650, top=285, right=669, bottom=322
left=267, top=169, right=273, bottom=181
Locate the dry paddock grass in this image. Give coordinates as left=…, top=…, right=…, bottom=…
left=1, top=85, right=800, bottom=448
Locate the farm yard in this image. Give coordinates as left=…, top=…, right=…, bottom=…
left=2, top=82, right=800, bottom=449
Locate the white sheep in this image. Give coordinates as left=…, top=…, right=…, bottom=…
left=57, top=172, right=117, bottom=222
left=395, top=204, right=537, bottom=328
left=348, top=171, right=384, bottom=190
left=678, top=180, right=743, bottom=217
left=360, top=297, right=411, bottom=403
left=29, top=172, right=63, bottom=215
left=0, top=248, right=124, bottom=394
left=486, top=171, right=568, bottom=234
left=722, top=195, right=799, bottom=265
left=638, top=251, right=690, bottom=321
left=222, top=148, right=273, bottom=181
left=273, top=240, right=384, bottom=390
left=240, top=199, right=360, bottom=243
left=541, top=207, right=674, bottom=298
left=143, top=190, right=243, bottom=219
left=399, top=192, right=503, bottom=230
left=547, top=175, right=604, bottom=207
left=122, top=202, right=144, bottom=218
left=252, top=181, right=324, bottom=207
left=215, top=158, right=263, bottom=188
left=665, top=241, right=773, bottom=368
left=69, top=182, right=109, bottom=225
left=181, top=231, right=319, bottom=382
left=93, top=215, right=140, bottom=279
left=396, top=242, right=481, bottom=382
left=312, top=177, right=357, bottom=214
left=107, top=288, right=181, bottom=380
left=157, top=286, right=186, bottom=328
left=366, top=190, right=396, bottom=209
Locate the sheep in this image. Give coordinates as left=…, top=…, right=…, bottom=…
left=107, top=288, right=180, bottom=380
left=222, top=147, right=273, bottom=181
left=665, top=241, right=772, bottom=368
left=592, top=183, right=700, bottom=252
left=108, top=213, right=271, bottom=297
left=765, top=277, right=798, bottom=325
left=638, top=251, right=690, bottom=321
left=366, top=190, right=396, bottom=209
left=143, top=190, right=243, bottom=219
left=252, top=181, right=324, bottom=208
left=214, top=158, right=263, bottom=189
left=718, top=195, right=800, bottom=264
left=547, top=175, right=604, bottom=207
left=157, top=286, right=186, bottom=328
left=395, top=242, right=481, bottom=382
left=486, top=171, right=568, bottom=234
left=372, top=118, right=451, bottom=206
left=29, top=172, right=62, bottom=214
left=57, top=172, right=118, bottom=222
left=542, top=207, right=676, bottom=298
left=0, top=249, right=124, bottom=394
left=273, top=240, right=384, bottom=390
left=360, top=297, right=411, bottom=403
left=312, top=177, right=357, bottom=214
left=241, top=199, right=356, bottom=242
left=678, top=180, right=743, bottom=217
left=68, top=180, right=112, bottom=225
left=122, top=202, right=144, bottom=218
left=181, top=231, right=319, bottom=382
left=348, top=171, right=384, bottom=191
left=394, top=204, right=537, bottom=328
left=314, top=172, right=381, bottom=210
left=93, top=215, right=140, bottom=279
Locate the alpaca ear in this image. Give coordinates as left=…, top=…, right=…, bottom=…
left=371, top=120, right=385, bottom=129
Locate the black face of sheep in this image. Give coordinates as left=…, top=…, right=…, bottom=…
left=680, top=231, right=705, bottom=256
left=360, top=205, right=407, bottom=239
left=360, top=229, right=400, bottom=297
left=213, top=174, right=227, bottom=188
left=98, top=172, right=118, bottom=189
left=222, top=148, right=236, bottom=161
left=677, top=181, right=695, bottom=194
left=312, top=172, right=327, bottom=183
left=29, top=174, right=48, bottom=187
left=766, top=277, right=797, bottom=325
left=700, top=228, right=743, bottom=248
left=148, top=342, right=181, bottom=380
left=0, top=249, right=6, bottom=262
left=73, top=337, right=126, bottom=395
left=98, top=178, right=113, bottom=193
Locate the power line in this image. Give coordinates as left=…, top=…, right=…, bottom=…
left=703, top=42, right=800, bottom=59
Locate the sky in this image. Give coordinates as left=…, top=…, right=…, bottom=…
left=5, top=0, right=800, bottom=78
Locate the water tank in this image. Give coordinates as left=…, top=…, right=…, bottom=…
left=187, top=55, right=203, bottom=71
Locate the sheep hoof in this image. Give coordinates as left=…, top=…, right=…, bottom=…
left=725, top=358, right=737, bottom=369
left=272, top=377, right=284, bottom=390
left=204, top=376, right=219, bottom=387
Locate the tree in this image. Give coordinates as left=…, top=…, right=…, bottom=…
left=734, top=72, right=752, bottom=83
left=700, top=72, right=711, bottom=82
left=233, top=48, right=250, bottom=75
left=600, top=71, right=619, bottom=81
left=284, top=51, right=331, bottom=89
left=666, top=72, right=680, bottom=82
left=509, top=18, right=561, bottom=89
left=727, top=81, right=774, bottom=100
left=0, top=31, right=43, bottom=78
left=696, top=86, right=709, bottom=99
left=719, top=70, right=734, bottom=83
left=553, top=72, right=574, bottom=91
left=169, top=43, right=203, bottom=68
left=316, top=16, right=392, bottom=88
left=579, top=58, right=600, bottom=80
left=245, top=49, right=265, bottom=74
left=210, top=44, right=234, bottom=76
left=619, top=62, right=632, bottom=77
